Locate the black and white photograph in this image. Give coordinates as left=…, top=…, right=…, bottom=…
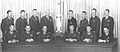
left=0, top=0, right=120, bottom=52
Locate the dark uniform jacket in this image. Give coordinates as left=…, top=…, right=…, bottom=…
left=22, top=31, right=35, bottom=41
left=64, top=31, right=80, bottom=40
left=78, top=18, right=88, bottom=35
left=29, top=15, right=40, bottom=33
left=100, top=32, right=114, bottom=42
left=90, top=16, right=100, bottom=40
left=102, top=16, right=114, bottom=33
left=37, top=32, right=53, bottom=41
left=1, top=17, right=14, bottom=33
left=16, top=17, right=27, bottom=34
left=81, top=31, right=96, bottom=42
left=40, top=16, right=54, bottom=33
left=4, top=30, right=18, bottom=43
left=67, top=17, right=77, bottom=31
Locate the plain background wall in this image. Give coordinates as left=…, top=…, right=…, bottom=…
left=0, top=0, right=119, bottom=52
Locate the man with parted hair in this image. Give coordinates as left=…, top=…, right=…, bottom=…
left=67, top=10, right=77, bottom=32
left=1, top=10, right=14, bottom=33
left=98, top=26, right=114, bottom=42
left=22, top=25, right=35, bottom=42
left=3, top=24, right=19, bottom=43
left=101, top=9, right=114, bottom=35
left=78, top=11, right=88, bottom=37
left=29, top=9, right=40, bottom=40
left=16, top=10, right=28, bottom=42
left=89, top=8, right=100, bottom=41
left=81, top=25, right=96, bottom=42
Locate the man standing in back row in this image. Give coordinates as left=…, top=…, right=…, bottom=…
left=78, top=11, right=88, bottom=36
left=40, top=10, right=54, bottom=34
left=67, top=10, right=77, bottom=32
left=89, top=8, right=100, bottom=41
left=101, top=9, right=114, bottom=34
left=29, top=9, right=40, bottom=40
left=16, top=10, right=27, bottom=42
left=1, top=10, right=14, bottom=34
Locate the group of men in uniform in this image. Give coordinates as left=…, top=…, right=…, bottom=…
left=1, top=8, right=114, bottom=43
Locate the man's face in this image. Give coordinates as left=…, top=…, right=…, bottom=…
left=92, top=10, right=96, bottom=17
left=8, top=12, right=12, bottom=17
left=86, top=26, right=91, bottom=32
left=69, top=26, right=74, bottom=31
left=33, top=10, right=37, bottom=16
left=46, top=10, right=50, bottom=16
left=104, top=11, right=109, bottom=17
left=82, top=13, right=86, bottom=19
left=42, top=26, right=47, bottom=32
left=104, top=28, right=109, bottom=34
left=9, top=25, right=14, bottom=31
left=68, top=12, right=73, bottom=18
left=25, top=26, right=31, bottom=32
left=21, top=12, right=25, bottom=17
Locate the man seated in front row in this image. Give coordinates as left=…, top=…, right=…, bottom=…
left=4, top=25, right=19, bottom=43
left=98, top=26, right=114, bottom=42
left=37, top=25, right=53, bottom=42
left=63, top=25, right=80, bottom=42
left=22, top=25, right=35, bottom=42
left=81, top=25, right=96, bottom=42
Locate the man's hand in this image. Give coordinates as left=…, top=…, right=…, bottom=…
left=43, top=39, right=51, bottom=42
left=83, top=38, right=91, bottom=42
left=66, top=38, right=77, bottom=42
left=8, top=39, right=18, bottom=43
left=26, top=38, right=34, bottom=42
left=36, top=32, right=40, bottom=35
left=98, top=39, right=106, bottom=42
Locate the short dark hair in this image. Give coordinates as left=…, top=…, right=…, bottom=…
left=41, top=24, right=48, bottom=28
left=42, top=25, right=47, bottom=28
left=20, top=10, right=25, bottom=13
left=105, top=9, right=110, bottom=13
left=104, top=26, right=109, bottom=29
left=86, top=24, right=92, bottom=28
left=82, top=11, right=86, bottom=15
left=69, top=10, right=73, bottom=13
left=7, top=10, right=12, bottom=14
left=33, top=9, right=37, bottom=11
left=92, top=8, right=97, bottom=12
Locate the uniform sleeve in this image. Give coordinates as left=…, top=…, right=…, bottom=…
left=81, top=31, right=85, bottom=41
left=29, top=17, right=34, bottom=30
left=16, top=19, right=21, bottom=32
left=50, top=17, right=54, bottom=33
left=1, top=19, right=6, bottom=33
left=110, top=17, right=114, bottom=33
left=30, top=31, right=36, bottom=40
left=67, top=19, right=69, bottom=31
left=73, top=18, right=77, bottom=31
left=92, top=32, right=97, bottom=41
left=76, top=33, right=80, bottom=41
left=4, top=32, right=12, bottom=42
left=109, top=32, right=114, bottom=41
left=89, top=18, right=92, bottom=25
left=37, top=33, right=42, bottom=41
left=96, top=17, right=100, bottom=36
left=39, top=17, right=44, bottom=32
left=101, top=18, right=104, bottom=34
left=99, top=33, right=106, bottom=40
left=96, top=17, right=100, bottom=32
